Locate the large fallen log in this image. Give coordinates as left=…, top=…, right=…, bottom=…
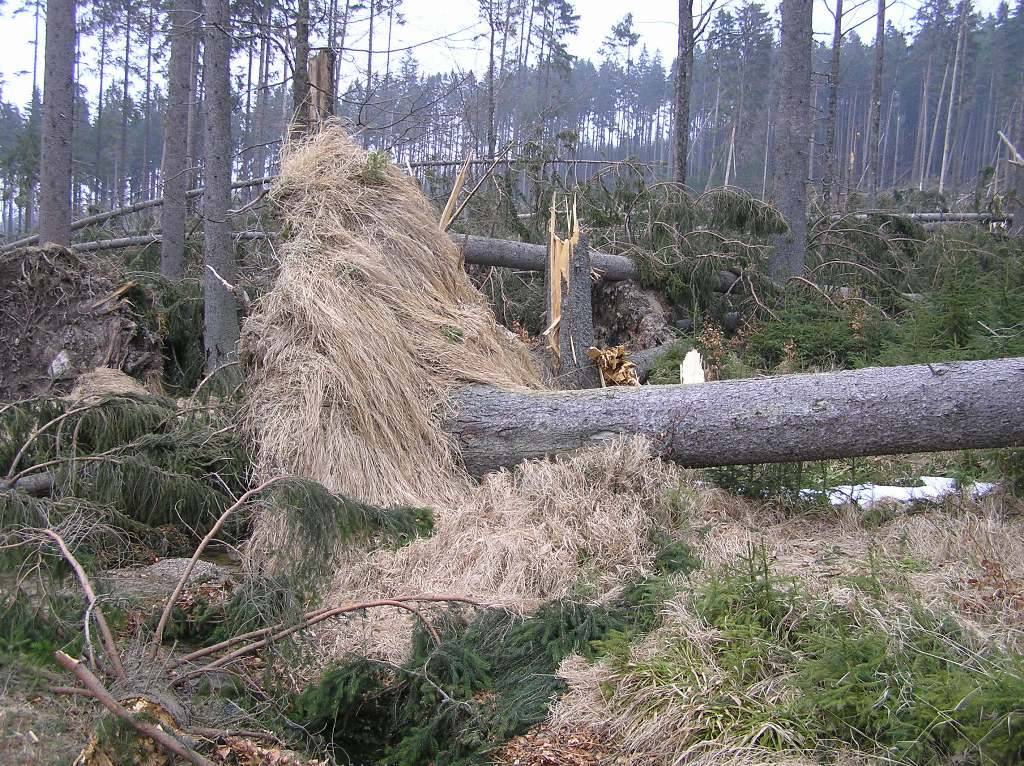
left=457, top=235, right=742, bottom=291
left=447, top=357, right=1024, bottom=475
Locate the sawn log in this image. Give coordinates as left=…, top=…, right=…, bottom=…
left=447, top=357, right=1024, bottom=475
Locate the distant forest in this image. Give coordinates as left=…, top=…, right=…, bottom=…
left=1, top=0, right=1023, bottom=236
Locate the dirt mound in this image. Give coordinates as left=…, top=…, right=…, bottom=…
left=0, top=246, right=162, bottom=399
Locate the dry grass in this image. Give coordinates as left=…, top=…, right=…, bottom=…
left=243, top=126, right=539, bottom=511
left=320, top=435, right=686, bottom=660
left=67, top=367, right=150, bottom=401
left=241, top=128, right=689, bottom=663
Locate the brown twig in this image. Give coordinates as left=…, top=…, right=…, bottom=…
left=42, top=530, right=126, bottom=682
left=54, top=651, right=214, bottom=766
left=150, top=477, right=288, bottom=659
left=170, top=595, right=483, bottom=682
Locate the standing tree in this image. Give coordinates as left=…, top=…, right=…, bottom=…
left=867, top=0, right=886, bottom=205
left=821, top=0, right=843, bottom=209
left=161, top=0, right=200, bottom=279
left=938, top=0, right=969, bottom=194
left=291, top=0, right=310, bottom=137
left=201, top=0, right=239, bottom=374
left=768, top=0, right=813, bottom=281
left=674, top=0, right=694, bottom=185
left=38, top=0, right=77, bottom=246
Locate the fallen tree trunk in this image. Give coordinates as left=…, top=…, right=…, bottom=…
left=457, top=235, right=742, bottom=291
left=448, top=357, right=1024, bottom=475
left=0, top=177, right=274, bottom=252
left=829, top=212, right=1013, bottom=224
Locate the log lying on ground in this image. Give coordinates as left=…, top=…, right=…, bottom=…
left=457, top=234, right=742, bottom=291
left=447, top=357, right=1024, bottom=475
left=0, top=177, right=274, bottom=252
left=829, top=212, right=1013, bottom=224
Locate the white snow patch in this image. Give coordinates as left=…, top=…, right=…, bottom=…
left=800, top=476, right=999, bottom=509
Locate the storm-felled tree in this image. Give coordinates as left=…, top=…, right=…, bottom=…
left=201, top=0, right=240, bottom=374
left=768, top=0, right=812, bottom=281
left=38, top=0, right=77, bottom=246
left=161, top=0, right=200, bottom=279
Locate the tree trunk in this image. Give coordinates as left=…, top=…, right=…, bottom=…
left=38, top=0, right=76, bottom=247
left=673, top=0, right=694, bottom=186
left=938, top=3, right=968, bottom=196
left=291, top=0, right=310, bottom=137
left=455, top=234, right=742, bottom=290
left=161, top=0, right=200, bottom=279
left=447, top=357, right=1024, bottom=476
left=141, top=0, right=156, bottom=200
left=767, top=0, right=813, bottom=281
left=117, top=4, right=133, bottom=206
left=867, top=0, right=885, bottom=206
left=821, top=0, right=842, bottom=210
left=202, top=0, right=240, bottom=374
left=95, top=21, right=108, bottom=205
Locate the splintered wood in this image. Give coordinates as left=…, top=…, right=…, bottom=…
left=544, top=195, right=580, bottom=357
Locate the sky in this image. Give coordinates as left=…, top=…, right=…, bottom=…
left=0, top=0, right=1006, bottom=109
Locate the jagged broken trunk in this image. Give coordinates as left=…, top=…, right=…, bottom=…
left=446, top=357, right=1024, bottom=475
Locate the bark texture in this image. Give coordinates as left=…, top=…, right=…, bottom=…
left=673, top=0, right=694, bottom=186
left=867, top=0, right=885, bottom=205
left=291, top=0, right=310, bottom=136
left=201, top=0, right=240, bottom=373
left=38, top=0, right=76, bottom=247
left=456, top=235, right=741, bottom=291
left=447, top=357, right=1024, bottom=476
left=550, top=234, right=599, bottom=389
left=768, top=0, right=813, bottom=281
left=161, top=0, right=200, bottom=279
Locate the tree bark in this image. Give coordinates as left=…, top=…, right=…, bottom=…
left=938, top=3, right=968, bottom=196
left=673, top=0, right=694, bottom=186
left=821, top=0, right=842, bottom=210
left=767, top=0, right=813, bottom=281
left=201, top=0, right=240, bottom=374
left=447, top=357, right=1024, bottom=476
left=38, top=0, right=77, bottom=247
left=161, top=0, right=200, bottom=279
left=867, top=0, right=885, bottom=206
left=456, top=235, right=742, bottom=290
left=291, top=0, right=310, bottom=137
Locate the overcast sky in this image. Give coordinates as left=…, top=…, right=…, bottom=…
left=0, top=0, right=1004, bottom=108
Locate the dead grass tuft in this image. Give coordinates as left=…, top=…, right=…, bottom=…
left=242, top=126, right=539, bottom=511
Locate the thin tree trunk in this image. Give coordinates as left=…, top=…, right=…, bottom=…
left=939, top=3, right=967, bottom=195
left=822, top=0, right=843, bottom=210
left=913, top=57, right=931, bottom=188
left=117, top=4, right=133, bottom=206
left=768, top=0, right=813, bottom=281
left=161, top=0, right=200, bottom=279
left=673, top=0, right=694, bottom=186
left=925, top=61, right=950, bottom=188
left=867, top=0, right=885, bottom=205
left=142, top=0, right=155, bottom=199
left=95, top=21, right=108, bottom=205
left=486, top=12, right=497, bottom=158
left=39, top=0, right=76, bottom=246
left=202, top=0, right=240, bottom=374
left=291, top=0, right=310, bottom=137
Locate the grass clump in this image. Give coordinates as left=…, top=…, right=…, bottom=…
left=697, top=547, right=1024, bottom=762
